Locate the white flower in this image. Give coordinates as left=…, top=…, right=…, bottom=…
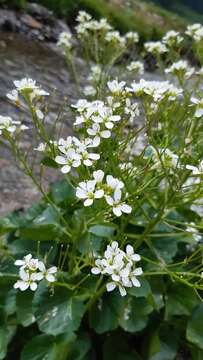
left=37, top=262, right=57, bottom=282
left=14, top=254, right=38, bottom=271
left=72, top=99, right=89, bottom=112
left=186, top=160, right=203, bottom=175
left=125, top=31, right=139, bottom=43
left=6, top=89, right=19, bottom=103
left=76, top=180, right=104, bottom=206
left=165, top=60, right=195, bottom=79
left=125, top=245, right=141, bottom=263
left=191, top=97, right=203, bottom=118
left=34, top=142, right=46, bottom=152
left=76, top=10, right=92, bottom=23
left=93, top=169, right=105, bottom=183
left=105, top=31, right=126, bottom=46
left=150, top=146, right=181, bottom=170
left=162, top=30, right=183, bottom=46
left=57, top=32, right=72, bottom=49
left=186, top=23, right=202, bottom=37
left=105, top=175, right=124, bottom=192
left=107, top=80, right=126, bottom=94
left=105, top=188, right=132, bottom=217
left=127, top=61, right=144, bottom=74
left=88, top=65, right=102, bottom=82
left=14, top=78, right=38, bottom=92
left=124, top=98, right=140, bottom=122
left=84, top=85, right=97, bottom=97
left=87, top=123, right=111, bottom=145
left=14, top=270, right=39, bottom=291
left=144, top=41, right=168, bottom=54
left=92, top=242, right=142, bottom=297
left=0, top=116, right=19, bottom=134
left=55, top=149, right=81, bottom=173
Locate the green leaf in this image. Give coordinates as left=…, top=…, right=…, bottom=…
left=50, top=180, right=76, bottom=205
left=41, top=156, right=58, bottom=168
left=16, top=291, right=35, bottom=327
left=89, top=291, right=125, bottom=334
left=148, top=325, right=178, bottom=360
left=165, top=283, right=199, bottom=317
left=88, top=225, right=116, bottom=238
left=21, top=333, right=75, bottom=360
left=0, top=323, right=16, bottom=360
left=33, top=285, right=85, bottom=336
left=128, top=278, right=151, bottom=298
left=103, top=333, right=141, bottom=360
left=19, top=206, right=63, bottom=241
left=119, top=297, right=153, bottom=333
left=187, top=304, right=203, bottom=350
left=68, top=333, right=91, bottom=360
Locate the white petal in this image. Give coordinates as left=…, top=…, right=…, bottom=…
left=131, top=277, right=141, bottom=287
left=106, top=282, right=117, bottom=292
left=113, top=206, right=122, bottom=217
left=84, top=198, right=94, bottom=206
left=91, top=267, right=101, bottom=275
left=83, top=159, right=92, bottom=166
left=14, top=260, right=25, bottom=266
left=46, top=274, right=55, bottom=282
left=120, top=204, right=132, bottom=214
left=94, top=190, right=104, bottom=199
left=55, top=156, right=67, bottom=165
left=133, top=267, right=143, bottom=276
left=118, top=285, right=127, bottom=296
left=101, top=130, right=111, bottom=138
left=114, top=188, right=122, bottom=202
left=48, top=266, right=57, bottom=274
left=126, top=245, right=134, bottom=255
left=76, top=188, right=87, bottom=199
left=61, top=165, right=71, bottom=173
left=30, top=282, right=38, bottom=291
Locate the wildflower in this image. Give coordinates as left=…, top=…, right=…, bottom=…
left=6, top=89, right=19, bottom=103
left=55, top=149, right=81, bottom=173
left=124, top=98, right=140, bottom=122
left=107, top=80, right=126, bottom=95
left=93, top=169, right=105, bottom=184
left=125, top=31, right=139, bottom=43
left=91, top=241, right=142, bottom=296
left=36, top=262, right=57, bottom=282
left=76, top=10, right=92, bottom=23
left=14, top=270, right=39, bottom=291
left=144, top=41, right=168, bottom=54
left=14, top=254, right=57, bottom=291
left=87, top=123, right=111, bottom=145
left=165, top=60, right=195, bottom=79
left=150, top=146, right=181, bottom=170
left=105, top=188, right=132, bottom=217
left=191, top=97, right=203, bottom=118
left=105, top=31, right=126, bottom=47
left=87, top=65, right=102, bottom=83
left=76, top=180, right=104, bottom=206
left=162, top=30, right=183, bottom=46
left=186, top=160, right=203, bottom=175
left=0, top=115, right=27, bottom=135
left=84, top=85, right=97, bottom=97
left=127, top=61, right=144, bottom=75
left=186, top=23, right=202, bottom=37
left=57, top=32, right=72, bottom=49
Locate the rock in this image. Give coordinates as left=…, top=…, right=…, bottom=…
left=21, top=14, right=43, bottom=29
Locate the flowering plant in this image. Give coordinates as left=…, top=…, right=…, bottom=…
left=0, top=11, right=203, bottom=359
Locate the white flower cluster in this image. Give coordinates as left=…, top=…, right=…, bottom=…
left=73, top=98, right=121, bottom=145
left=127, top=61, right=144, bottom=75
left=7, top=78, right=49, bottom=102
left=76, top=11, right=112, bottom=36
left=57, top=31, right=72, bottom=50
left=84, top=64, right=102, bottom=97
left=105, top=30, right=126, bottom=47
left=55, top=136, right=100, bottom=173
left=144, top=41, right=168, bottom=54
left=125, top=31, right=139, bottom=44
left=162, top=30, right=183, bottom=47
left=0, top=115, right=28, bottom=136
left=128, top=79, right=182, bottom=102
left=165, top=60, right=195, bottom=79
left=76, top=169, right=132, bottom=216
left=14, top=254, right=57, bottom=291
left=91, top=241, right=143, bottom=296
left=186, top=23, right=203, bottom=42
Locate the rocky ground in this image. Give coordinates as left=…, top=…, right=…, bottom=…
left=0, top=3, right=82, bottom=215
